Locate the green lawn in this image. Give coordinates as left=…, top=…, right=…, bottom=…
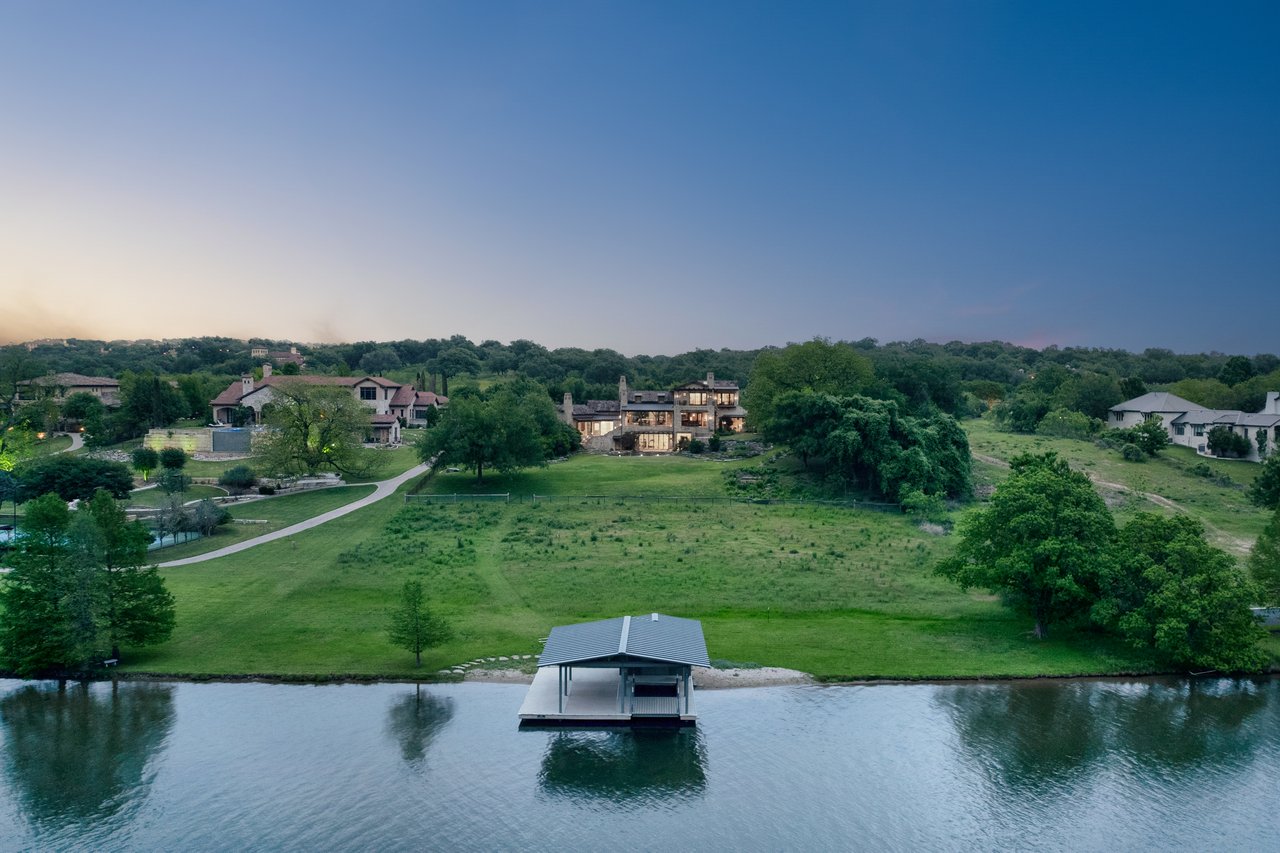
left=146, top=486, right=376, bottom=561
left=421, top=451, right=757, bottom=496
left=964, top=419, right=1270, bottom=553
left=128, top=453, right=1210, bottom=680
left=126, top=485, right=226, bottom=508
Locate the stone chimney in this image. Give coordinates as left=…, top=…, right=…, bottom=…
left=619, top=375, right=629, bottom=405
left=290, top=346, right=298, bottom=355
left=241, top=375, right=253, bottom=396
left=1265, top=391, right=1280, bottom=415
left=262, top=363, right=272, bottom=379
left=562, top=392, right=574, bottom=425
left=707, top=371, right=715, bottom=386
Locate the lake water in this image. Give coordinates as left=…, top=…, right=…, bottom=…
left=1, top=677, right=1277, bottom=852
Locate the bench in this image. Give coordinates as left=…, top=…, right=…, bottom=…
left=103, top=658, right=119, bottom=667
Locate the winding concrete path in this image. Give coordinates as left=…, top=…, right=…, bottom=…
left=157, top=461, right=432, bottom=568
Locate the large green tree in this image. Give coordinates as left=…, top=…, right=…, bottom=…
left=1098, top=513, right=1266, bottom=672
left=0, top=491, right=174, bottom=674
left=416, top=381, right=564, bottom=482
left=258, top=381, right=383, bottom=478
left=1248, top=508, right=1280, bottom=605
left=387, top=579, right=452, bottom=667
left=15, top=455, right=134, bottom=503
left=937, top=453, right=1115, bottom=639
left=742, top=339, right=874, bottom=431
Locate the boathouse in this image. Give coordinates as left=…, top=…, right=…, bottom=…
left=518, top=613, right=710, bottom=727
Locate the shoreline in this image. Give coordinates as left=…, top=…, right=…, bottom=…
left=6, top=665, right=1273, bottom=689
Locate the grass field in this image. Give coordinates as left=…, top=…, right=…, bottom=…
left=964, top=419, right=1269, bottom=553
left=126, top=484, right=226, bottom=508
left=146, top=486, right=376, bottom=561
left=130, top=451, right=1193, bottom=680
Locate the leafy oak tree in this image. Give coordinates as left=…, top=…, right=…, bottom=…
left=937, top=452, right=1115, bottom=639
left=387, top=579, right=452, bottom=667
left=15, top=455, right=133, bottom=503
left=258, top=381, right=383, bottom=478
left=1097, top=513, right=1266, bottom=672
left=742, top=338, right=874, bottom=431
left=131, top=447, right=159, bottom=482
left=416, top=381, right=564, bottom=482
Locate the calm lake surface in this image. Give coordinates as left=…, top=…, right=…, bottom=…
left=1, top=677, right=1277, bottom=852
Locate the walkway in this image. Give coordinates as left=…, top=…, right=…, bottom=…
left=157, top=461, right=432, bottom=568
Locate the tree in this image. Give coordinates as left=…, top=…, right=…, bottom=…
left=936, top=452, right=1115, bottom=639
left=118, top=372, right=187, bottom=435
left=257, top=381, right=383, bottom=478
left=1119, top=377, right=1147, bottom=399
left=416, top=383, right=554, bottom=482
left=159, top=447, right=188, bottom=472
left=387, top=579, right=451, bottom=667
left=0, top=495, right=77, bottom=675
left=61, top=392, right=105, bottom=438
left=1219, top=355, right=1256, bottom=388
left=1098, top=513, right=1266, bottom=672
left=82, top=490, right=175, bottom=660
left=742, top=339, right=874, bottom=431
left=764, top=392, right=844, bottom=469
left=1257, top=429, right=1269, bottom=461
left=1249, top=455, right=1280, bottom=509
left=15, top=455, right=134, bottom=503
left=0, top=491, right=175, bottom=673
left=359, top=346, right=403, bottom=376
left=191, top=498, right=230, bottom=537
left=1207, top=425, right=1250, bottom=458
left=131, top=447, right=159, bottom=482
left=1249, top=508, right=1280, bottom=605
left=217, top=464, right=258, bottom=493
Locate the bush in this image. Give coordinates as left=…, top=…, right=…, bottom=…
left=900, top=489, right=947, bottom=523
left=1207, top=425, right=1251, bottom=458
left=1035, top=408, right=1101, bottom=440
left=159, top=447, right=188, bottom=470
left=1121, top=443, right=1145, bottom=462
left=686, top=438, right=705, bottom=454
left=258, top=484, right=277, bottom=496
left=159, top=470, right=190, bottom=495
left=708, top=434, right=723, bottom=452
left=218, top=465, right=259, bottom=493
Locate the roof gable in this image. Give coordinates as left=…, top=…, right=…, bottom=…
left=538, top=613, right=710, bottom=668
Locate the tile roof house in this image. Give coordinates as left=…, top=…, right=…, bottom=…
left=558, top=373, right=746, bottom=453
left=17, top=372, right=121, bottom=407
left=210, top=364, right=448, bottom=444
left=1108, top=391, right=1280, bottom=461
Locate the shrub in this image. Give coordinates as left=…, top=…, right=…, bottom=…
left=159, top=447, right=188, bottom=470
left=1035, top=408, right=1101, bottom=440
left=708, top=434, right=723, bottom=452
left=159, top=470, right=190, bottom=495
left=686, top=438, right=705, bottom=454
left=1121, top=443, right=1145, bottom=462
left=218, top=465, right=258, bottom=493
left=258, top=484, right=277, bottom=496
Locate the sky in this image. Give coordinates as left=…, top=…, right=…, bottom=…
left=1, top=1, right=1277, bottom=355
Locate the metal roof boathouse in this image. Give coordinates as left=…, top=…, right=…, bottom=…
left=518, top=613, right=711, bottom=727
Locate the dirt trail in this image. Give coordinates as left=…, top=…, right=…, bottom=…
left=971, top=452, right=1254, bottom=556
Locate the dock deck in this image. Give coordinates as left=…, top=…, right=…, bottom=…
left=518, top=667, right=697, bottom=727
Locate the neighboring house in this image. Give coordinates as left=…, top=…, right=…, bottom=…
left=17, top=372, right=121, bottom=407
left=209, top=364, right=448, bottom=444
left=249, top=345, right=306, bottom=369
left=558, top=373, right=747, bottom=452
left=1108, top=391, right=1280, bottom=461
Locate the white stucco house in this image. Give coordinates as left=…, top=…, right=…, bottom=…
left=1108, top=391, right=1280, bottom=461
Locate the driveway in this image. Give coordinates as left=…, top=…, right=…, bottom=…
left=157, top=461, right=432, bottom=568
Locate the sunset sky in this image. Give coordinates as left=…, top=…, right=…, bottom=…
left=1, top=1, right=1276, bottom=354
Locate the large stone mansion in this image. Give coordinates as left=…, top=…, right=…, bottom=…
left=558, top=373, right=747, bottom=452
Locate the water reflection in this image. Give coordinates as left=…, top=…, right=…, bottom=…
left=538, top=729, right=707, bottom=805
left=936, top=678, right=1274, bottom=792
left=0, top=681, right=174, bottom=828
left=384, top=684, right=455, bottom=767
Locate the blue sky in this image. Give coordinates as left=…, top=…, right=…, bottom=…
left=1, top=1, right=1276, bottom=354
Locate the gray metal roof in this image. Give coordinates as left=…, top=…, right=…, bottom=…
left=538, top=613, right=710, bottom=668
left=1110, top=391, right=1200, bottom=413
